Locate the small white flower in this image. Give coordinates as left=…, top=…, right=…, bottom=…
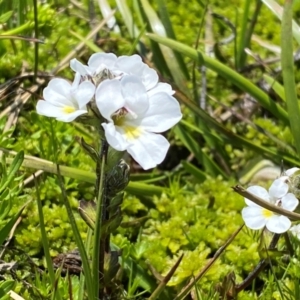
left=289, top=224, right=300, bottom=240
left=242, top=178, right=299, bottom=234
left=70, top=53, right=173, bottom=95
left=36, top=74, right=95, bottom=122
left=95, top=75, right=182, bottom=170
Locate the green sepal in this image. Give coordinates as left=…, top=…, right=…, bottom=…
left=106, top=160, right=130, bottom=198
left=76, top=137, right=99, bottom=162
left=78, top=200, right=96, bottom=230
left=101, top=210, right=123, bottom=237
left=105, top=148, right=126, bottom=173
left=107, top=193, right=124, bottom=215
left=103, top=251, right=120, bottom=286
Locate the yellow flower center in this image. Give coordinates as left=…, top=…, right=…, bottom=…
left=262, top=208, right=274, bottom=219
left=124, top=126, right=142, bottom=140
left=113, top=111, right=141, bottom=140
left=63, top=106, right=76, bottom=114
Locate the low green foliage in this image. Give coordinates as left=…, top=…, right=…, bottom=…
left=1, top=0, right=300, bottom=299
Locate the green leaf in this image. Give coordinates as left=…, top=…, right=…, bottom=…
left=174, top=124, right=228, bottom=178
left=0, top=151, right=24, bottom=195
left=0, top=202, right=28, bottom=246
left=78, top=200, right=96, bottom=230
left=3, top=152, right=164, bottom=197
left=0, top=280, right=14, bottom=298
left=116, top=0, right=140, bottom=38
left=0, top=11, right=13, bottom=24
left=281, top=0, right=300, bottom=156
left=263, top=74, right=285, bottom=102
left=181, top=161, right=206, bottom=182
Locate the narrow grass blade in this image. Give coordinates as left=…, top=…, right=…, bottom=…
left=77, top=229, right=93, bottom=300
left=146, top=33, right=289, bottom=124
left=0, top=201, right=29, bottom=246
left=175, top=124, right=228, bottom=178
left=262, top=0, right=300, bottom=45
left=1, top=149, right=165, bottom=196
left=181, top=161, right=207, bottom=181
left=236, top=0, right=251, bottom=69
left=69, top=30, right=102, bottom=53
left=35, top=177, right=62, bottom=300
left=0, top=151, right=23, bottom=194
left=115, top=0, right=140, bottom=38
left=156, top=0, right=190, bottom=79
left=135, top=0, right=172, bottom=78
left=237, top=0, right=262, bottom=69
left=56, top=166, right=95, bottom=300
left=173, top=93, right=299, bottom=166
left=140, top=0, right=188, bottom=92
left=263, top=74, right=285, bottom=102
left=281, top=0, right=300, bottom=156
left=98, top=0, right=120, bottom=33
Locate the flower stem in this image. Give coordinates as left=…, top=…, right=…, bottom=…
left=92, top=140, right=108, bottom=299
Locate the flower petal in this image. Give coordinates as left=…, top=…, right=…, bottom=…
left=139, top=92, right=182, bottom=132
left=241, top=206, right=266, bottom=229
left=116, top=55, right=144, bottom=75
left=266, top=215, right=291, bottom=233
left=73, top=81, right=95, bottom=108
left=140, top=65, right=159, bottom=91
left=72, top=72, right=81, bottom=89
left=127, top=132, right=170, bottom=170
left=88, top=52, right=117, bottom=74
left=36, top=101, right=87, bottom=122
left=70, top=58, right=90, bottom=76
left=147, top=82, right=175, bottom=97
left=121, top=75, right=149, bottom=116
left=36, top=101, right=66, bottom=118
left=56, top=109, right=88, bottom=122
left=96, top=79, right=125, bottom=121
left=43, top=78, right=73, bottom=106
left=281, top=193, right=299, bottom=211
left=269, top=178, right=289, bottom=199
left=102, top=122, right=128, bottom=151
left=116, top=55, right=158, bottom=90
left=245, top=186, right=270, bottom=206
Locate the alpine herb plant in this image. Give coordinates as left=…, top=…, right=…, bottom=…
left=36, top=52, right=182, bottom=298
left=37, top=53, right=182, bottom=170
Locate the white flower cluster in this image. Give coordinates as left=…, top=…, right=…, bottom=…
left=242, top=168, right=300, bottom=234
left=36, top=53, right=182, bottom=170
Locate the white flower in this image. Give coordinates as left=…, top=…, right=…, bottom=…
left=36, top=74, right=95, bottom=122
left=242, top=178, right=299, bottom=234
left=70, top=53, right=174, bottom=95
left=95, top=75, right=182, bottom=170
left=289, top=224, right=300, bottom=240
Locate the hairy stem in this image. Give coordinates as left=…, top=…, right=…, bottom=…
left=92, top=140, right=108, bottom=299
